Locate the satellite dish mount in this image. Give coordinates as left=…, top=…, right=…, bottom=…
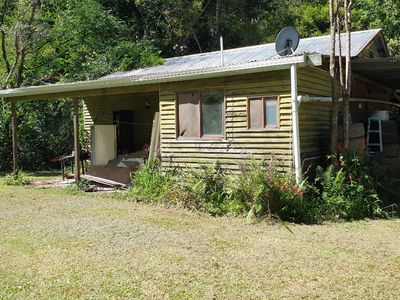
left=275, top=26, right=300, bottom=56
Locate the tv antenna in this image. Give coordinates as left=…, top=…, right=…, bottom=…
left=275, top=26, right=300, bottom=56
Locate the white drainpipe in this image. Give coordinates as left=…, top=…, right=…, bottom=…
left=291, top=64, right=302, bottom=184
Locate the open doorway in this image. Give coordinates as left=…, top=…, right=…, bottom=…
left=113, top=110, right=135, bottom=155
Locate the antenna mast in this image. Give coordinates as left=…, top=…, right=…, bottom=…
left=220, top=36, right=224, bottom=66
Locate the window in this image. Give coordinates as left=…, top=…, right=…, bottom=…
left=248, top=96, right=279, bottom=129
left=177, top=90, right=224, bottom=138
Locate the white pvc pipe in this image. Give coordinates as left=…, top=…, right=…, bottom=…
left=291, top=64, right=302, bottom=184
left=220, top=36, right=224, bottom=66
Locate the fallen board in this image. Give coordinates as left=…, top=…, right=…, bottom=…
left=81, top=174, right=127, bottom=188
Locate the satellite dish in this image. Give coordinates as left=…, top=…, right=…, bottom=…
left=275, top=26, right=300, bottom=56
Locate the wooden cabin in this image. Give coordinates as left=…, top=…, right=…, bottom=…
left=1, top=29, right=399, bottom=185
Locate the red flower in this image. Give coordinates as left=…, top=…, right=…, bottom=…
left=337, top=144, right=345, bottom=153
left=349, top=175, right=353, bottom=182
left=339, top=156, right=344, bottom=164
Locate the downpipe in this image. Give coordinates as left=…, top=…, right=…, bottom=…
left=291, top=64, right=302, bottom=184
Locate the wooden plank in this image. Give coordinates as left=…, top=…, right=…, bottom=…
left=11, top=101, right=18, bottom=173
left=81, top=174, right=126, bottom=188
left=149, top=112, right=160, bottom=160
left=73, top=98, right=80, bottom=182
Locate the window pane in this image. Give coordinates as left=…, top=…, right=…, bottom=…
left=178, top=92, right=200, bottom=137
left=201, top=91, right=224, bottom=136
left=249, top=98, right=263, bottom=129
left=265, top=98, right=278, bottom=127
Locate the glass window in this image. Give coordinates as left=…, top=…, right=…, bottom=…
left=201, top=91, right=224, bottom=136
left=248, top=96, right=279, bottom=129
left=265, top=97, right=278, bottom=127
left=177, top=90, right=224, bottom=138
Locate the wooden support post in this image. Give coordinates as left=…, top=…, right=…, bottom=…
left=11, top=101, right=18, bottom=174
left=73, top=98, right=80, bottom=182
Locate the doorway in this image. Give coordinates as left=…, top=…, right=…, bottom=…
left=113, top=110, right=135, bottom=155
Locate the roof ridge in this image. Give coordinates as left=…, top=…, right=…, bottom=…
left=164, top=28, right=382, bottom=61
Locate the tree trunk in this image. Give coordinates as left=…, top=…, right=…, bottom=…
left=329, top=0, right=339, bottom=168
left=343, top=0, right=352, bottom=148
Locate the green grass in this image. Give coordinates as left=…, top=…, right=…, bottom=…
left=0, top=178, right=399, bottom=299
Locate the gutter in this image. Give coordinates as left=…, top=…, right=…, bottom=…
left=0, top=54, right=322, bottom=101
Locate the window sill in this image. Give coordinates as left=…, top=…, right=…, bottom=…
left=176, top=137, right=227, bottom=142
left=247, top=127, right=282, bottom=132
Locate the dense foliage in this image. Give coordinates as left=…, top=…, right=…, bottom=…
left=0, top=0, right=399, bottom=170
left=128, top=152, right=394, bottom=223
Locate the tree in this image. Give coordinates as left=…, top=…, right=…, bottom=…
left=0, top=0, right=40, bottom=89
left=343, top=0, right=352, bottom=148
left=0, top=0, right=163, bottom=171
left=329, top=0, right=339, bottom=168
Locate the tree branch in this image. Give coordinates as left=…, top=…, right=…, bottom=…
left=0, top=0, right=11, bottom=74
left=16, top=0, right=39, bottom=87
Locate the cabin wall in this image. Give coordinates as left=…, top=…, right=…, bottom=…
left=159, top=70, right=294, bottom=171
left=297, top=67, right=332, bottom=158
left=84, top=92, right=159, bottom=151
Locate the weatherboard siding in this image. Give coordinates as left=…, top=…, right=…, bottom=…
left=159, top=71, right=295, bottom=171
left=297, top=67, right=332, bottom=156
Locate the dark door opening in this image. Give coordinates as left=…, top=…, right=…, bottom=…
left=113, top=110, right=135, bottom=155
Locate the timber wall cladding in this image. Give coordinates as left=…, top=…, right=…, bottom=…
left=159, top=70, right=295, bottom=171
left=297, top=67, right=332, bottom=156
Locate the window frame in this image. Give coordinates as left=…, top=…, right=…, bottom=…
left=176, top=89, right=225, bottom=140
left=247, top=95, right=280, bottom=130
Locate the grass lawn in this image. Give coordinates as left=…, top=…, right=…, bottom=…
left=0, top=175, right=399, bottom=299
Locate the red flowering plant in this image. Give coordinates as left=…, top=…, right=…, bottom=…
left=317, top=145, right=384, bottom=220
left=336, top=144, right=370, bottom=186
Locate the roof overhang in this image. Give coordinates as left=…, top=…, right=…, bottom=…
left=352, top=58, right=400, bottom=91
left=0, top=53, right=322, bottom=102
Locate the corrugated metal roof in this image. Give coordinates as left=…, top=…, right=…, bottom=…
left=0, top=29, right=382, bottom=100
left=0, top=54, right=311, bottom=100
left=103, top=29, right=382, bottom=80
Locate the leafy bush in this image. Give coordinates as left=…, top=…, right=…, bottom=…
left=316, top=147, right=385, bottom=220
left=129, top=159, right=176, bottom=200
left=3, top=172, right=31, bottom=186
left=65, top=179, right=90, bottom=193
left=172, top=164, right=230, bottom=215
left=127, top=152, right=389, bottom=223
left=226, top=161, right=320, bottom=222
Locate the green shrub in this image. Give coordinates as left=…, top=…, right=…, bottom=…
left=129, top=159, right=176, bottom=200
left=316, top=147, right=385, bottom=220
left=126, top=152, right=388, bottom=223
left=226, top=160, right=319, bottom=222
left=65, top=179, right=90, bottom=193
left=173, top=164, right=230, bottom=215
left=3, top=172, right=31, bottom=186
